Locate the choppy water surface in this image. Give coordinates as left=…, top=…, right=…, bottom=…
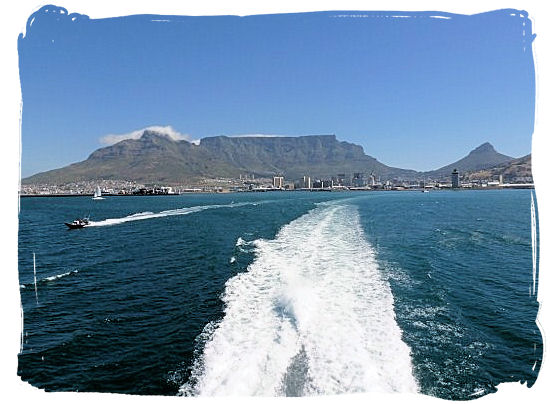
left=18, top=190, right=541, bottom=398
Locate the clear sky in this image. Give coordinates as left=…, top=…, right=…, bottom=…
left=18, top=6, right=536, bottom=177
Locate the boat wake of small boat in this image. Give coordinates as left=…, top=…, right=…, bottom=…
left=64, top=217, right=90, bottom=229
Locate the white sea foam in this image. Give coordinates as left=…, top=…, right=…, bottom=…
left=235, top=237, right=247, bottom=247
left=20, top=269, right=79, bottom=288
left=43, top=269, right=79, bottom=282
left=181, top=203, right=418, bottom=396
left=87, top=201, right=267, bottom=227
left=235, top=237, right=255, bottom=253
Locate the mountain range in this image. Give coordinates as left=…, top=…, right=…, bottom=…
left=22, top=131, right=525, bottom=185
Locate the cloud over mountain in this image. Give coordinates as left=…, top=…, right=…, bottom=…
left=99, top=126, right=193, bottom=145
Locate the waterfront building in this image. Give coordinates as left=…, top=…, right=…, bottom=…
left=273, top=176, right=284, bottom=188
left=451, top=169, right=460, bottom=188
left=322, top=179, right=333, bottom=188
left=336, top=173, right=347, bottom=186
left=300, top=176, right=312, bottom=189
left=369, top=172, right=376, bottom=187
left=160, top=186, right=175, bottom=194
left=352, top=173, right=365, bottom=187
left=312, top=179, right=333, bottom=189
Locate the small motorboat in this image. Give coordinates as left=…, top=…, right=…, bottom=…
left=64, top=217, right=90, bottom=229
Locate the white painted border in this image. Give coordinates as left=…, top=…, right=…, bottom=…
left=3, top=1, right=548, bottom=404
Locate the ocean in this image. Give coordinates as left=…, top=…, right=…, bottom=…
left=17, top=189, right=541, bottom=398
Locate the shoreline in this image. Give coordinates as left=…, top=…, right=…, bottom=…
left=19, top=185, right=534, bottom=198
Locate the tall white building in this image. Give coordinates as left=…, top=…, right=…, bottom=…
left=273, top=176, right=284, bottom=188
left=369, top=173, right=376, bottom=187
left=301, top=176, right=312, bottom=189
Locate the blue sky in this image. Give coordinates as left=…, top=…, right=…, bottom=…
left=18, top=6, right=536, bottom=177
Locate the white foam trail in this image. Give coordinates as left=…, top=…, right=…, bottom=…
left=43, top=269, right=78, bottom=282
left=33, top=253, right=38, bottom=304
left=182, top=203, right=418, bottom=396
left=21, top=269, right=80, bottom=289
left=87, top=201, right=268, bottom=227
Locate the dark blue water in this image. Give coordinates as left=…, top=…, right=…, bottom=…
left=17, top=190, right=541, bottom=398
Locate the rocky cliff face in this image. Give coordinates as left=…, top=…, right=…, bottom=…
left=199, top=135, right=413, bottom=179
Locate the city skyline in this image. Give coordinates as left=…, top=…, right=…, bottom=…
left=19, top=6, right=535, bottom=177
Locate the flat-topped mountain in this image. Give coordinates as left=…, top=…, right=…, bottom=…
left=198, top=134, right=417, bottom=180
left=22, top=131, right=416, bottom=184
left=22, top=130, right=526, bottom=185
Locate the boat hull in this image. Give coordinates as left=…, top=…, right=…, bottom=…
left=64, top=222, right=86, bottom=229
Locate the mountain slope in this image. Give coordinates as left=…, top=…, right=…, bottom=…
left=23, top=131, right=241, bottom=184
left=22, top=132, right=521, bottom=185
left=424, top=142, right=514, bottom=179
left=22, top=131, right=417, bottom=184
left=466, top=154, right=532, bottom=181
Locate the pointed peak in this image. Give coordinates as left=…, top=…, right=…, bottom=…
left=471, top=142, right=496, bottom=153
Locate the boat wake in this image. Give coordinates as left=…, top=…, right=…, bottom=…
left=180, top=202, right=418, bottom=396
left=20, top=269, right=79, bottom=288
left=87, top=201, right=270, bottom=227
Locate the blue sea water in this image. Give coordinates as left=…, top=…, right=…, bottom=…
left=17, top=190, right=541, bottom=398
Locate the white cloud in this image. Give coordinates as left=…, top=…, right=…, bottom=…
left=99, top=126, right=194, bottom=145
